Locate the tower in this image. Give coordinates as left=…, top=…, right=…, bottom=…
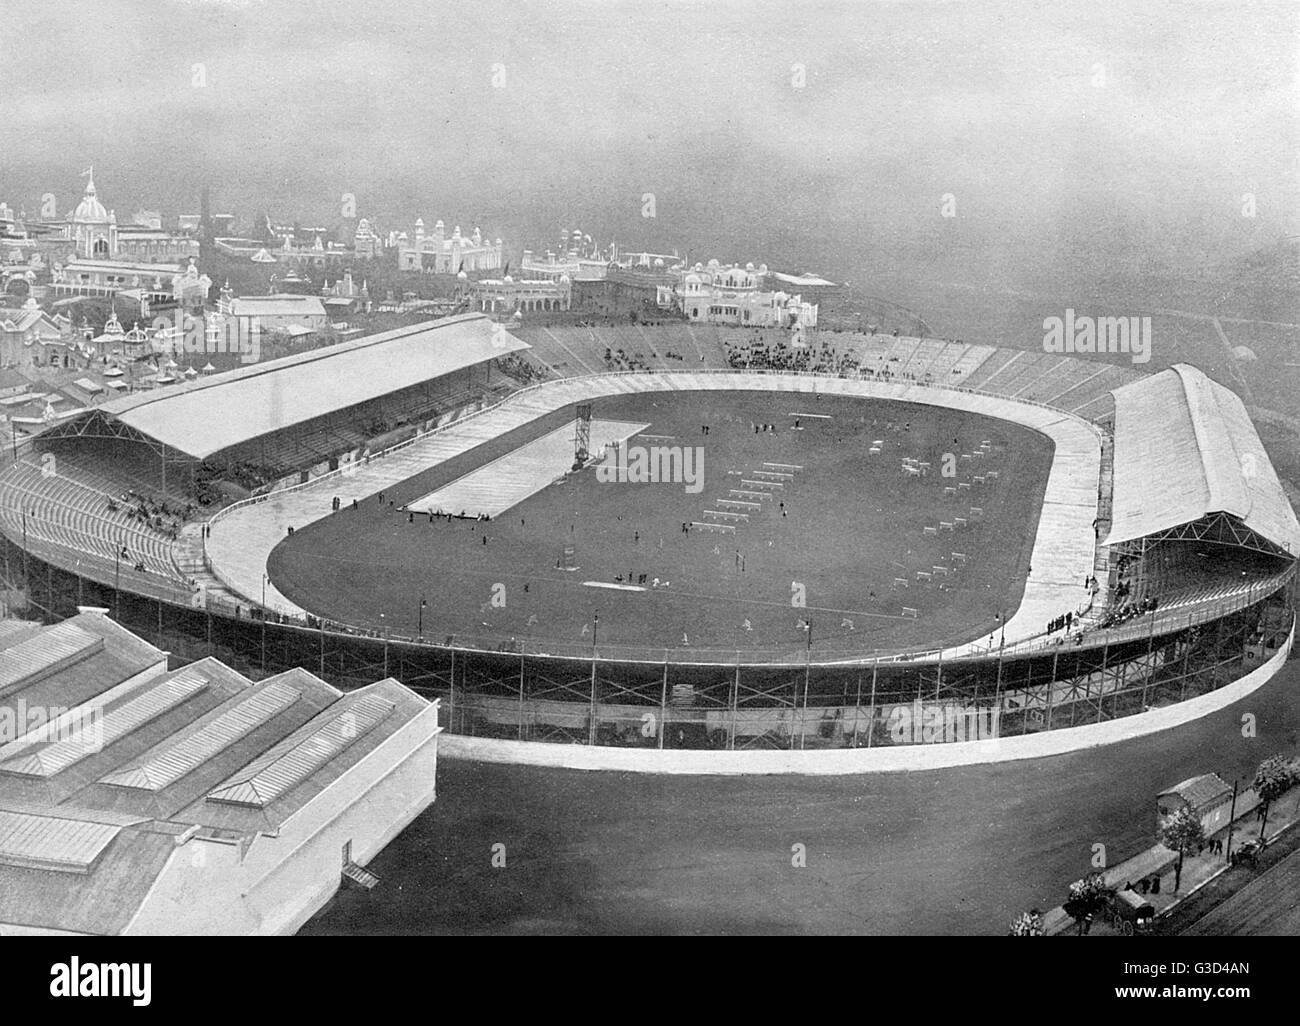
left=72, top=167, right=116, bottom=259
left=199, top=185, right=211, bottom=243
left=574, top=403, right=593, bottom=467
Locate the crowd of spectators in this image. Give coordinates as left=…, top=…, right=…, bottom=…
left=1046, top=610, right=1076, bottom=635
left=494, top=353, right=546, bottom=384
left=724, top=331, right=849, bottom=374
left=602, top=346, right=689, bottom=373
left=1098, top=595, right=1159, bottom=629
left=106, top=489, right=193, bottom=541
left=722, top=330, right=963, bottom=383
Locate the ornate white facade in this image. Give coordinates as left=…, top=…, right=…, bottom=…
left=673, top=260, right=817, bottom=328
left=469, top=274, right=571, bottom=314
left=396, top=220, right=502, bottom=273
left=70, top=170, right=117, bottom=258
left=68, top=169, right=198, bottom=263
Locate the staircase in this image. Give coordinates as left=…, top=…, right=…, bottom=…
left=342, top=860, right=380, bottom=890
left=173, top=521, right=245, bottom=606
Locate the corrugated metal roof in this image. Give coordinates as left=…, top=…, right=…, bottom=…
left=1104, top=364, right=1300, bottom=553
left=0, top=619, right=46, bottom=650
left=0, top=668, right=209, bottom=778
left=229, top=294, right=326, bottom=318
left=0, top=809, right=121, bottom=874
left=0, top=622, right=103, bottom=698
left=100, top=680, right=301, bottom=792
left=70, top=313, right=528, bottom=459
left=206, top=694, right=394, bottom=808
left=1160, top=773, right=1232, bottom=809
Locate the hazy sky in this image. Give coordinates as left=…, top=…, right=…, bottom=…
left=2, top=0, right=1297, bottom=291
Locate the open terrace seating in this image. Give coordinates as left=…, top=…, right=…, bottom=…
left=0, top=456, right=180, bottom=578
left=958, top=347, right=1020, bottom=389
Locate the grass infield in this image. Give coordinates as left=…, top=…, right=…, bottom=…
left=269, top=391, right=1053, bottom=656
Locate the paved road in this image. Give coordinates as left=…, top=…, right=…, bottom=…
left=1182, top=844, right=1300, bottom=936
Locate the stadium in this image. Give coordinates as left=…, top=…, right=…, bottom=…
left=0, top=311, right=1295, bottom=762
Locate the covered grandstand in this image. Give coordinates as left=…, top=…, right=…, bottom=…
left=0, top=313, right=527, bottom=603
left=0, top=316, right=1294, bottom=756
left=1105, top=364, right=1300, bottom=559
left=37, top=310, right=527, bottom=473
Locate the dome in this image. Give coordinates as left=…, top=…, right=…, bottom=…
left=1232, top=345, right=1257, bottom=363
left=745, top=262, right=755, bottom=272
left=73, top=174, right=108, bottom=223
left=653, top=257, right=664, bottom=268
left=457, top=269, right=468, bottom=279
left=504, top=274, right=514, bottom=283
left=559, top=273, right=570, bottom=283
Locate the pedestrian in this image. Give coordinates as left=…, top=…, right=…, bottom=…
left=482, top=535, right=487, bottom=546
left=352, top=499, right=357, bottom=510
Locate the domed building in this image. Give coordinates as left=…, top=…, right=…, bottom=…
left=71, top=169, right=117, bottom=259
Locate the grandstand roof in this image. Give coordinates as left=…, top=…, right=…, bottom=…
left=72, top=313, right=528, bottom=460
left=1104, top=364, right=1300, bottom=555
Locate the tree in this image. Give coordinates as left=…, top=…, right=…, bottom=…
left=1009, top=909, right=1044, bottom=936
left=1253, top=754, right=1296, bottom=844
left=1160, top=805, right=1205, bottom=892
left=1062, top=872, right=1111, bottom=936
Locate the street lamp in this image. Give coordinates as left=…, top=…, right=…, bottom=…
left=260, top=573, right=270, bottom=670
left=417, top=597, right=426, bottom=641
left=592, top=610, right=599, bottom=648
